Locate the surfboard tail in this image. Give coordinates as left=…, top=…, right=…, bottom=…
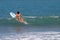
left=23, top=21, right=28, bottom=24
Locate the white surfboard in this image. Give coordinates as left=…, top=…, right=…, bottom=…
left=10, top=12, right=28, bottom=24
left=10, top=12, right=16, bottom=18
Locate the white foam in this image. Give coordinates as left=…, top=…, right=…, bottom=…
left=23, top=16, right=37, bottom=18
left=0, top=32, right=60, bottom=40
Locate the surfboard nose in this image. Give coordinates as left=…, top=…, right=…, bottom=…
left=10, top=12, right=16, bottom=18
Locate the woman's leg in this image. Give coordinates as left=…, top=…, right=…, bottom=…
left=18, top=17, right=24, bottom=22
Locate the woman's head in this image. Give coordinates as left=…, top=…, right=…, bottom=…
left=17, top=11, right=20, bottom=14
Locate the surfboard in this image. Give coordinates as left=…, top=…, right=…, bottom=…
left=10, top=12, right=28, bottom=24
left=10, top=12, right=16, bottom=18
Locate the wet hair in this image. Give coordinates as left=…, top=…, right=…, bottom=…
left=17, top=11, right=20, bottom=14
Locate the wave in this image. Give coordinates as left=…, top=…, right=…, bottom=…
left=0, top=32, right=60, bottom=40
left=0, top=16, right=60, bottom=26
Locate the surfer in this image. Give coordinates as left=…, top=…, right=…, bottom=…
left=10, top=11, right=28, bottom=24
left=16, top=11, right=24, bottom=22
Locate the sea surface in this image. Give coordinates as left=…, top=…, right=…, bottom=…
left=0, top=16, right=60, bottom=40
left=0, top=0, right=60, bottom=40
left=0, top=0, right=60, bottom=17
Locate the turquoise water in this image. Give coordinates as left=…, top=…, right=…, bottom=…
left=0, top=0, right=60, bottom=40
left=0, top=16, right=60, bottom=26
left=0, top=16, right=60, bottom=40
left=0, top=0, right=60, bottom=17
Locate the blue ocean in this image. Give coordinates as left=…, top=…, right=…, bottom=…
left=0, top=0, right=60, bottom=40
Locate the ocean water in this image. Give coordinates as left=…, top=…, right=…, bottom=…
left=0, top=0, right=60, bottom=40
left=0, top=16, right=60, bottom=40
left=0, top=0, right=60, bottom=17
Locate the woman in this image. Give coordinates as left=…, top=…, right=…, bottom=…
left=16, top=11, right=24, bottom=22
